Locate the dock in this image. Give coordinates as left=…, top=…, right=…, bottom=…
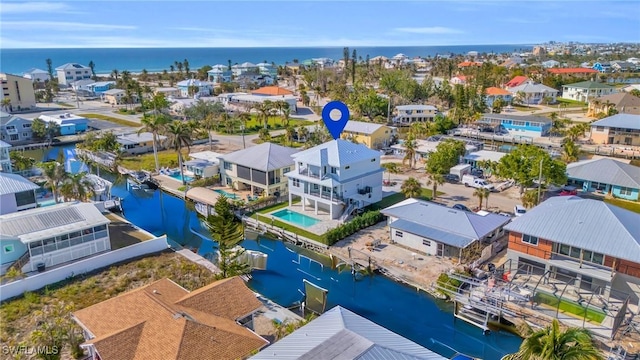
left=176, top=249, right=220, bottom=274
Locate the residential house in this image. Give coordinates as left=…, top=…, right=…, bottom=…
left=463, top=150, right=506, bottom=168
left=256, top=62, right=278, bottom=77
left=622, top=84, right=640, bottom=93
left=541, top=60, right=560, bottom=68
left=562, top=81, right=618, bottom=102
left=393, top=105, right=438, bottom=125
left=251, top=86, right=292, bottom=97
left=340, top=120, right=396, bottom=149
left=0, top=112, right=34, bottom=144
left=55, top=63, right=92, bottom=86
left=0, top=172, right=39, bottom=215
left=235, top=74, right=275, bottom=88
left=185, top=151, right=222, bottom=178
left=0, top=202, right=110, bottom=274
left=154, top=87, right=181, bottom=98
left=0, top=140, right=11, bottom=173
left=590, top=114, right=640, bottom=146
left=611, top=61, right=636, bottom=73
left=232, top=62, right=259, bottom=77
left=229, top=93, right=297, bottom=113
left=177, top=79, right=213, bottom=98
left=476, top=113, right=552, bottom=138
left=72, top=276, right=268, bottom=360
left=508, top=81, right=559, bottom=105
left=566, top=158, right=640, bottom=201
left=250, top=305, right=446, bottom=360
left=86, top=81, right=115, bottom=95
left=39, top=113, right=89, bottom=135
left=0, top=73, right=37, bottom=112
left=381, top=198, right=510, bottom=258
left=504, top=76, right=530, bottom=90
left=218, top=142, right=299, bottom=197
left=23, top=68, right=50, bottom=83
left=504, top=196, right=640, bottom=303
left=70, top=79, right=96, bottom=93
left=588, top=92, right=640, bottom=116
left=458, top=61, right=482, bottom=68
left=592, top=62, right=612, bottom=73
left=102, top=89, right=129, bottom=105
left=286, top=139, right=383, bottom=220
left=547, top=67, right=599, bottom=79
left=207, top=64, right=232, bottom=84
left=484, top=87, right=513, bottom=107
left=116, top=132, right=167, bottom=155
left=450, top=75, right=468, bottom=85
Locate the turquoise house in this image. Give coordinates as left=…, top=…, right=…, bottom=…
left=0, top=235, right=27, bottom=275
left=566, top=158, right=640, bottom=201
left=477, top=113, right=552, bottom=139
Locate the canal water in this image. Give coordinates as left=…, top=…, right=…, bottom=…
left=43, top=145, right=523, bottom=359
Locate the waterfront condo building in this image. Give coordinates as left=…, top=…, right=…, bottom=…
left=286, top=139, right=383, bottom=220
left=55, top=63, right=92, bottom=86
left=0, top=73, right=37, bottom=112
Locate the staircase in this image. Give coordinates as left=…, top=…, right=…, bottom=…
left=340, top=202, right=357, bottom=222
left=7, top=251, right=30, bottom=274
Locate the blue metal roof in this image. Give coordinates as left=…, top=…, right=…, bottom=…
left=591, top=114, right=640, bottom=130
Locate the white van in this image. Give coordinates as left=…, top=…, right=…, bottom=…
left=514, top=205, right=527, bottom=217
left=462, top=174, right=495, bottom=191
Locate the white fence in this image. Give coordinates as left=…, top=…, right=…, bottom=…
left=0, top=236, right=169, bottom=302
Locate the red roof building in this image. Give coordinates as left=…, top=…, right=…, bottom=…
left=505, top=76, right=530, bottom=88
left=458, top=61, right=483, bottom=68
left=251, top=86, right=293, bottom=96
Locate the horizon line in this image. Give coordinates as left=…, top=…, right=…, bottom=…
left=2, top=43, right=541, bottom=50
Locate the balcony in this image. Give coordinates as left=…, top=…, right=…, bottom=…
left=306, top=188, right=344, bottom=203
left=298, top=167, right=321, bottom=179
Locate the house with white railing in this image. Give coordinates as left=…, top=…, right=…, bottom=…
left=285, top=139, right=383, bottom=221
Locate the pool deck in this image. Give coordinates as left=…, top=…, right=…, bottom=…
left=265, top=203, right=341, bottom=234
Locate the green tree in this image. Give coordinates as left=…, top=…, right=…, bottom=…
left=205, top=196, right=249, bottom=278
left=255, top=100, right=274, bottom=129
left=561, top=138, right=580, bottom=163
left=425, top=139, right=466, bottom=175
left=473, top=187, right=485, bottom=210
left=9, top=151, right=36, bottom=171
left=39, top=162, right=67, bottom=203
left=424, top=173, right=444, bottom=200
left=139, top=114, right=170, bottom=171
left=402, top=135, right=417, bottom=169
left=258, top=127, right=271, bottom=142
left=30, top=302, right=83, bottom=360
left=504, top=318, right=604, bottom=360
left=496, top=145, right=567, bottom=195
left=1, top=97, right=11, bottom=112
left=60, top=173, right=94, bottom=202
left=521, top=189, right=540, bottom=208
left=88, top=60, right=97, bottom=81
left=381, top=162, right=400, bottom=183
left=164, top=121, right=193, bottom=185
left=401, top=177, right=422, bottom=199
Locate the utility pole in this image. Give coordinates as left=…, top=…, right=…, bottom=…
left=537, top=158, right=544, bottom=205
left=386, top=94, right=392, bottom=124
left=241, top=124, right=246, bottom=149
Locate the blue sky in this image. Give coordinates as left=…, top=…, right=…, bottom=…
left=1, top=1, right=639, bottom=48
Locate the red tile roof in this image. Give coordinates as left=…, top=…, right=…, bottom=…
left=548, top=68, right=598, bottom=74
left=251, top=86, right=293, bottom=96
left=505, top=76, right=529, bottom=88
left=458, top=61, right=483, bottom=67
left=485, top=87, right=512, bottom=96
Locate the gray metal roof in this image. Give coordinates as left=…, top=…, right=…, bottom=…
left=480, top=113, right=552, bottom=124
left=591, top=114, right=640, bottom=130
left=504, top=196, right=640, bottom=263
left=344, top=121, right=387, bottom=135
left=0, top=173, right=39, bottom=195
left=567, top=158, right=640, bottom=188
left=218, top=142, right=298, bottom=172
left=382, top=199, right=510, bottom=249
left=508, top=82, right=558, bottom=94
left=396, top=105, right=437, bottom=111
left=0, top=140, right=10, bottom=148
left=116, top=132, right=167, bottom=145
left=292, top=139, right=381, bottom=167
left=250, top=306, right=445, bottom=360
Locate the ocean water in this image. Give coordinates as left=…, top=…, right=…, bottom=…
left=0, top=45, right=533, bottom=75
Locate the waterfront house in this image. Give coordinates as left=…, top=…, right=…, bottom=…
left=218, top=142, right=299, bottom=198
left=72, top=276, right=268, bottom=360
left=154, top=87, right=181, bottom=98
left=566, top=158, right=640, bottom=201
left=70, top=79, right=96, bottom=94
left=341, top=120, right=396, bottom=149
left=590, top=114, right=640, bottom=146
left=0, top=73, right=37, bottom=112
left=22, top=68, right=50, bottom=83
left=235, top=74, right=275, bottom=88
left=286, top=139, right=383, bottom=220
left=207, top=65, right=232, bottom=84
left=508, top=81, right=559, bottom=105
left=39, top=113, right=89, bottom=135
left=476, top=113, right=552, bottom=138
left=547, top=67, right=599, bottom=79
left=256, top=62, right=278, bottom=77
left=0, top=140, right=11, bottom=173
left=232, top=62, right=259, bottom=77
left=381, top=198, right=510, bottom=259
left=251, top=86, right=292, bottom=97
left=116, top=132, right=167, bottom=155
left=250, top=305, right=447, bottom=360
left=177, top=79, right=213, bottom=98
left=0, top=202, right=110, bottom=274
left=450, top=75, right=468, bottom=85
left=484, top=87, right=513, bottom=107
left=504, top=76, right=530, bottom=90
left=86, top=81, right=115, bottom=95
left=0, top=172, right=39, bottom=215
left=562, top=81, right=618, bottom=103
left=55, top=63, right=91, bottom=86
left=504, top=196, right=640, bottom=303
left=185, top=151, right=222, bottom=178
left=588, top=92, right=640, bottom=116
left=393, top=105, right=438, bottom=125
left=0, top=112, right=34, bottom=144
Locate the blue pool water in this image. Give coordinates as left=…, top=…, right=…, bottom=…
left=169, top=172, right=194, bottom=183
left=271, top=209, right=321, bottom=228
left=213, top=189, right=239, bottom=199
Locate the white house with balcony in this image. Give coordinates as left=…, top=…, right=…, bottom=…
left=207, top=65, right=232, bottom=84
left=286, top=139, right=383, bottom=221
left=55, top=63, right=92, bottom=86
left=176, top=79, right=213, bottom=98
left=0, top=172, right=39, bottom=215
left=393, top=105, right=438, bottom=126
left=561, top=81, right=618, bottom=103
left=0, top=140, right=12, bottom=173
left=232, top=62, right=259, bottom=77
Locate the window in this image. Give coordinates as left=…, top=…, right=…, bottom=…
left=223, top=161, right=232, bottom=170
left=619, top=187, right=633, bottom=196
left=331, top=167, right=337, bottom=174
left=371, top=158, right=376, bottom=162
left=522, top=234, right=538, bottom=245
left=282, top=167, right=291, bottom=174
left=422, top=240, right=431, bottom=246
left=345, top=166, right=350, bottom=170
left=3, top=244, right=14, bottom=253
left=395, top=231, right=403, bottom=238
left=15, top=190, right=35, bottom=207
left=22, top=123, right=31, bottom=128
left=22, top=132, right=29, bottom=138
left=292, top=178, right=300, bottom=187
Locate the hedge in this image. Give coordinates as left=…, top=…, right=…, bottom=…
left=325, top=210, right=384, bottom=245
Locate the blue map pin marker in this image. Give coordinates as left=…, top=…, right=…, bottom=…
left=322, top=101, right=350, bottom=140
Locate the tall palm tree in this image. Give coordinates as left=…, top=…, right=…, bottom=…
left=425, top=173, right=444, bottom=201
left=164, top=121, right=193, bottom=185
left=200, top=113, right=218, bottom=150
left=39, top=162, right=67, bottom=203
left=88, top=60, right=97, bottom=81
left=256, top=100, right=274, bottom=129
left=401, top=177, right=422, bottom=199
left=139, top=114, right=169, bottom=172
left=111, top=69, right=119, bottom=82
left=60, top=173, right=94, bottom=202
left=297, top=125, right=309, bottom=142
left=381, top=162, right=400, bottom=183
left=402, top=136, right=417, bottom=169
left=561, top=138, right=580, bottom=163
left=504, top=319, right=603, bottom=360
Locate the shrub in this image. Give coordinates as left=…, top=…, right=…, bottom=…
left=324, top=210, right=384, bottom=245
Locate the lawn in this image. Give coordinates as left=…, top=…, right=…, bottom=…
left=78, top=113, right=141, bottom=128
left=605, top=198, right=640, bottom=214
left=221, top=115, right=313, bottom=135
left=555, top=98, right=588, bottom=107
left=534, top=291, right=606, bottom=323
left=254, top=134, right=305, bottom=148
left=119, top=149, right=187, bottom=171
left=255, top=213, right=326, bottom=243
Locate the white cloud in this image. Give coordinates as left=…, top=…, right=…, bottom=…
left=394, top=27, right=463, bottom=34
left=0, top=2, right=71, bottom=13
left=1, top=21, right=136, bottom=31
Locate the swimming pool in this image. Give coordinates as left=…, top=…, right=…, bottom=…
left=271, top=209, right=321, bottom=228
left=169, top=172, right=194, bottom=183
left=214, top=189, right=238, bottom=199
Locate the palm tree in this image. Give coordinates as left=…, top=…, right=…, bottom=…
left=164, top=121, right=193, bottom=185
left=483, top=187, right=491, bottom=209
left=285, top=126, right=296, bottom=144
left=256, top=100, right=274, bottom=129
left=88, top=60, right=97, bottom=81
left=504, top=319, right=603, bottom=360
left=200, top=113, right=218, bottom=150
left=402, top=136, right=417, bottom=169
left=424, top=173, right=444, bottom=201
left=111, top=69, right=119, bottom=82
left=39, top=162, right=67, bottom=203
left=60, top=173, right=94, bottom=202
left=1, top=98, right=11, bottom=112
left=297, top=125, right=309, bottom=142
left=401, top=177, right=422, bottom=199
left=561, top=138, right=580, bottom=163
left=9, top=151, right=36, bottom=172
left=139, top=114, right=169, bottom=172
left=473, top=188, right=485, bottom=210
left=381, top=162, right=400, bottom=183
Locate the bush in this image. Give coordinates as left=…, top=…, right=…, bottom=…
left=324, top=211, right=384, bottom=245
left=436, top=273, right=462, bottom=297
left=190, top=175, right=220, bottom=188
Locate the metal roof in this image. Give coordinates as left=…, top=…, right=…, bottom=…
left=0, top=173, right=39, bottom=195
left=481, top=113, right=552, bottom=124
left=292, top=139, right=381, bottom=167
left=396, top=105, right=437, bottom=111
left=55, top=63, right=89, bottom=70
left=116, top=132, right=167, bottom=145
left=218, top=142, right=298, bottom=172
left=567, top=158, right=640, bottom=189
left=504, top=196, right=640, bottom=263
left=0, top=140, right=11, bottom=148
left=189, top=151, right=223, bottom=163
left=591, top=114, right=640, bottom=130
left=508, top=82, right=558, bottom=95
left=344, top=121, right=387, bottom=135
left=463, top=150, right=506, bottom=163
left=250, top=306, right=445, bottom=360
left=0, top=202, right=110, bottom=243
left=382, top=199, right=511, bottom=249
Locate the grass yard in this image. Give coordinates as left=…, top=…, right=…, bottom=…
left=605, top=198, right=640, bottom=214
left=555, top=98, right=588, bottom=107
left=254, top=134, right=306, bottom=148
left=371, top=188, right=439, bottom=210
left=0, top=251, right=218, bottom=355
left=119, top=149, right=187, bottom=171
left=78, top=113, right=141, bottom=128
left=221, top=115, right=313, bottom=135
left=534, top=291, right=606, bottom=323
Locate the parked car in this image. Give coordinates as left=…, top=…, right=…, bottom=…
left=444, top=174, right=460, bottom=183
left=462, top=174, right=495, bottom=191
left=559, top=185, right=578, bottom=196
left=514, top=205, right=527, bottom=217
left=470, top=168, right=484, bottom=178
left=452, top=204, right=472, bottom=212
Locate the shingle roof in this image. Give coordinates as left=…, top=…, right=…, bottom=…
left=0, top=172, right=39, bottom=196
left=591, top=114, right=640, bottom=130
left=250, top=306, right=446, bottom=360
left=381, top=199, right=511, bottom=249
left=567, top=158, right=640, bottom=189
left=73, top=277, right=267, bottom=360
left=563, top=81, right=615, bottom=90
left=218, top=142, right=298, bottom=172
left=593, top=92, right=640, bottom=114
left=343, top=120, right=387, bottom=135
left=504, top=196, right=640, bottom=263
